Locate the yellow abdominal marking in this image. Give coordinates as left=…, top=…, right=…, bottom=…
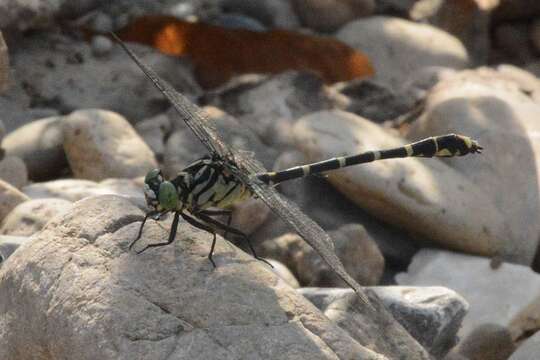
left=373, top=151, right=381, bottom=160
left=404, top=145, right=414, bottom=156
left=435, top=148, right=453, bottom=157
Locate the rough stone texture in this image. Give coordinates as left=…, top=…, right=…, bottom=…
left=267, top=259, right=300, bottom=288
left=336, top=16, right=469, bottom=88
left=205, top=72, right=333, bottom=149
left=291, top=0, right=374, bottom=32
left=294, top=110, right=506, bottom=258
left=135, top=113, right=172, bottom=162
left=0, top=179, right=29, bottom=222
left=407, top=67, right=540, bottom=264
left=2, top=116, right=66, bottom=181
left=23, top=178, right=144, bottom=209
left=0, top=235, right=29, bottom=265
left=63, top=109, right=157, bottom=181
left=260, top=224, right=384, bottom=287
left=0, top=31, right=8, bottom=94
left=509, top=330, right=540, bottom=359
left=0, top=198, right=73, bottom=236
left=0, top=195, right=386, bottom=360
left=396, top=249, right=540, bottom=342
left=300, top=286, right=468, bottom=358
left=0, top=0, right=105, bottom=30
left=9, top=33, right=200, bottom=123
left=454, top=323, right=515, bottom=360
left=0, top=156, right=27, bottom=189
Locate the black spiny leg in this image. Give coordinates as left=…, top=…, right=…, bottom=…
left=130, top=210, right=160, bottom=250
left=196, top=212, right=273, bottom=268
left=136, top=211, right=180, bottom=254
left=199, top=209, right=232, bottom=238
left=180, top=211, right=218, bottom=268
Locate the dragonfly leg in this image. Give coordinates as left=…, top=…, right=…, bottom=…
left=180, top=211, right=218, bottom=268
left=198, top=209, right=233, bottom=237
left=136, top=211, right=180, bottom=254
left=130, top=210, right=160, bottom=250
left=196, top=212, right=273, bottom=268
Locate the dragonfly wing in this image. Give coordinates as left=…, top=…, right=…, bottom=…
left=247, top=178, right=372, bottom=308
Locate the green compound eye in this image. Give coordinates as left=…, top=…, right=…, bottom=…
left=158, top=181, right=178, bottom=210
left=145, top=168, right=162, bottom=185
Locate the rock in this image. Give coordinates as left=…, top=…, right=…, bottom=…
left=0, top=179, right=29, bottom=222
left=23, top=178, right=144, bottom=207
left=221, top=0, right=300, bottom=29
left=267, top=259, right=300, bottom=288
left=407, top=67, right=540, bottom=264
left=374, top=0, right=417, bottom=15
left=2, top=116, right=67, bottom=181
left=90, top=35, right=113, bottom=57
left=260, top=223, right=384, bottom=287
left=300, top=286, right=468, bottom=358
left=294, top=110, right=506, bottom=259
left=0, top=198, right=72, bottom=236
left=164, top=106, right=276, bottom=177
left=9, top=32, right=201, bottom=123
left=455, top=323, right=515, bottom=360
left=204, top=72, right=333, bottom=149
left=336, top=16, right=469, bottom=88
left=63, top=109, right=157, bottom=181
left=0, top=31, right=8, bottom=94
left=409, top=0, right=497, bottom=64
left=396, top=249, right=540, bottom=341
left=135, top=113, right=172, bottom=162
left=230, top=197, right=271, bottom=236
left=0, top=156, right=27, bottom=189
left=213, top=13, right=267, bottom=31
left=493, top=23, right=533, bottom=64
left=0, top=195, right=386, bottom=359
left=0, top=0, right=104, bottom=30
left=509, top=331, right=540, bottom=359
left=0, top=235, right=29, bottom=264
left=291, top=0, right=374, bottom=32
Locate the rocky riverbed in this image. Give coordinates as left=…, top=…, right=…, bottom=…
left=1, top=1, right=540, bottom=359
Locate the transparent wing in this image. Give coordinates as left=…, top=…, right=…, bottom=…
left=248, top=178, right=371, bottom=307
left=112, top=33, right=231, bottom=159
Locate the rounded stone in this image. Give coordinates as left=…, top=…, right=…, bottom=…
left=0, top=156, right=28, bottom=189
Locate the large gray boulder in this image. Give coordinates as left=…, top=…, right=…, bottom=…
left=0, top=195, right=389, bottom=360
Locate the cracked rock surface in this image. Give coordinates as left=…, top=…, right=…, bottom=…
left=0, top=195, right=384, bottom=360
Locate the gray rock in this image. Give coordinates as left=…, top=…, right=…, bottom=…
left=407, top=67, right=540, bottom=264
left=91, top=35, right=113, bottom=57
left=9, top=33, right=201, bottom=123
left=0, top=31, right=8, bottom=94
left=204, top=72, right=333, bottom=149
left=531, top=19, right=540, bottom=54
left=267, top=259, right=300, bottom=288
left=0, top=195, right=386, bottom=360
left=396, top=249, right=540, bottom=342
left=135, top=113, right=172, bottom=162
left=493, top=0, right=540, bottom=22
left=300, top=286, right=468, bottom=358
left=510, top=330, right=540, bottom=360
left=260, top=223, right=384, bottom=287
left=0, top=0, right=105, bottom=30
left=2, top=116, right=67, bottom=181
left=493, top=23, right=534, bottom=64
left=0, top=235, right=29, bottom=264
left=455, top=323, right=515, bottom=360
left=212, top=13, right=267, bottom=31
left=0, top=179, right=29, bottom=222
left=0, top=156, right=27, bottom=189
left=23, top=178, right=144, bottom=206
left=221, top=0, right=300, bottom=29
left=291, top=0, right=374, bottom=32
left=336, top=16, right=469, bottom=88
left=229, top=197, right=271, bottom=236
left=63, top=109, right=157, bottom=181
left=0, top=198, right=72, bottom=236
left=294, top=110, right=506, bottom=259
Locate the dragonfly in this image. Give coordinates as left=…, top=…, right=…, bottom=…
left=111, top=33, right=482, bottom=308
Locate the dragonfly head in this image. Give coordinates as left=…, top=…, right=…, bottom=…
left=143, top=168, right=179, bottom=212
